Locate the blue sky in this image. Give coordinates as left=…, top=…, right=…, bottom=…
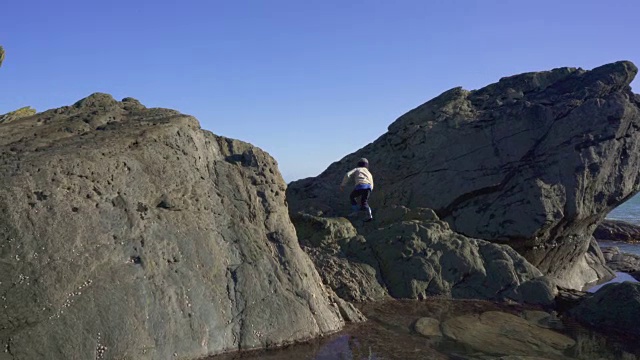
left=2, top=1, right=639, bottom=182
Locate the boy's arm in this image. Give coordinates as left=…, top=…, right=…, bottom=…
left=339, top=169, right=354, bottom=190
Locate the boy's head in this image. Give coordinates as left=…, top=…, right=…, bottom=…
left=357, top=158, right=369, bottom=168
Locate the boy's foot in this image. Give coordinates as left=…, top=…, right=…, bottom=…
left=364, top=207, right=373, bottom=222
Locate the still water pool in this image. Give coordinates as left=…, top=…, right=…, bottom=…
left=209, top=299, right=639, bottom=360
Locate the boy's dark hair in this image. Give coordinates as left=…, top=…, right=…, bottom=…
left=357, top=158, right=369, bottom=168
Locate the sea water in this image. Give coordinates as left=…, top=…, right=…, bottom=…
left=602, top=193, right=640, bottom=256
left=605, top=194, right=640, bottom=226
left=587, top=194, right=640, bottom=292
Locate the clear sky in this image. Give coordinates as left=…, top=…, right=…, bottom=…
left=2, top=1, right=639, bottom=182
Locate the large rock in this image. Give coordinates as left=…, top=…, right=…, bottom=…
left=570, top=282, right=640, bottom=336
left=0, top=94, right=344, bottom=359
left=594, top=219, right=640, bottom=242
left=293, top=208, right=557, bottom=305
left=288, top=61, right=640, bottom=289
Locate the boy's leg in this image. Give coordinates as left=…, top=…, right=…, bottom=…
left=360, top=189, right=373, bottom=221
left=349, top=189, right=359, bottom=215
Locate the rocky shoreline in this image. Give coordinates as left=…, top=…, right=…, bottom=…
left=593, top=218, right=640, bottom=279
left=595, top=219, right=640, bottom=243
left=2, top=61, right=640, bottom=359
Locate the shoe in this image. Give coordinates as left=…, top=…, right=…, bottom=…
left=364, top=207, right=373, bottom=222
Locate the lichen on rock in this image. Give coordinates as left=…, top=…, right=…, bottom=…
left=0, top=106, right=37, bottom=124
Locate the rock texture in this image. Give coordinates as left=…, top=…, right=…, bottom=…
left=414, top=317, right=442, bottom=337
left=600, top=246, right=640, bottom=280
left=288, top=61, right=640, bottom=289
left=594, top=219, right=640, bottom=242
left=0, top=106, right=37, bottom=124
left=292, top=212, right=388, bottom=302
left=292, top=207, right=557, bottom=305
left=554, top=287, right=592, bottom=313
left=522, top=310, right=564, bottom=330
left=570, top=282, right=640, bottom=337
left=0, top=94, right=344, bottom=359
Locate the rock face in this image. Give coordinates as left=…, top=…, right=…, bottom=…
left=594, top=219, right=640, bottom=242
left=292, top=206, right=557, bottom=305
left=288, top=61, right=640, bottom=289
left=0, top=94, right=344, bottom=359
left=570, top=282, right=640, bottom=337
left=0, top=106, right=37, bottom=124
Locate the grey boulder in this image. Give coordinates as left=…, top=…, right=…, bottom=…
left=570, top=282, right=640, bottom=337
left=288, top=61, right=640, bottom=289
left=0, top=94, right=344, bottom=359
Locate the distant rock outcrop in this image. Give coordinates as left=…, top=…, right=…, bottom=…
left=0, top=94, right=344, bottom=359
left=600, top=246, right=640, bottom=280
left=0, top=45, right=4, bottom=67
left=595, top=219, right=640, bottom=242
left=288, top=61, right=640, bottom=289
left=0, top=106, right=37, bottom=124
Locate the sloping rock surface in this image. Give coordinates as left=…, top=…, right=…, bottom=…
left=293, top=207, right=557, bottom=305
left=288, top=61, right=640, bottom=288
left=0, top=94, right=343, bottom=359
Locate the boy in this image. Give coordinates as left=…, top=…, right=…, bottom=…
left=339, top=158, right=374, bottom=221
